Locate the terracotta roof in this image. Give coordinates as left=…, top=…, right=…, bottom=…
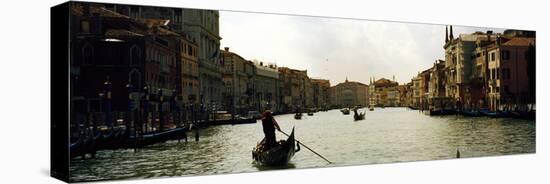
left=502, top=37, right=535, bottom=46
left=374, top=78, right=398, bottom=87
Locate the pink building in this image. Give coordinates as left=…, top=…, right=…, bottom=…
left=487, top=36, right=535, bottom=111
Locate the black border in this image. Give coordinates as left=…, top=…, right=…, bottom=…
left=50, top=1, right=70, bottom=182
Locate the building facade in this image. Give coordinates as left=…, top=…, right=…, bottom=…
left=486, top=36, right=535, bottom=111
left=310, top=79, right=331, bottom=109
left=254, top=61, right=280, bottom=113
left=221, top=47, right=255, bottom=115
left=183, top=9, right=223, bottom=110
left=278, top=67, right=310, bottom=112
left=330, top=78, right=369, bottom=108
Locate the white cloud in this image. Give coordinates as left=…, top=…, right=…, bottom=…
left=220, top=11, right=506, bottom=85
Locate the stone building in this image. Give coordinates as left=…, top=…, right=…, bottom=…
left=486, top=35, right=535, bottom=111
left=254, top=61, right=280, bottom=113
left=310, top=79, right=331, bottom=109
left=330, top=78, right=369, bottom=108
left=179, top=34, right=200, bottom=106
left=411, top=76, right=421, bottom=108
left=70, top=3, right=183, bottom=129
left=428, top=59, right=451, bottom=109
left=221, top=47, right=255, bottom=115
left=469, top=31, right=499, bottom=109
left=443, top=25, right=497, bottom=109
left=183, top=9, right=224, bottom=110
left=370, top=78, right=399, bottom=107
left=278, top=67, right=311, bottom=112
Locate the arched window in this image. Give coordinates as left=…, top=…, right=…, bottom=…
left=130, top=45, right=141, bottom=65
left=81, top=43, right=93, bottom=65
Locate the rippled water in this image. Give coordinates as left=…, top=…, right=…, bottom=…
left=69, top=107, right=536, bottom=182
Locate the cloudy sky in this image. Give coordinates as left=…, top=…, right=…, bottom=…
left=219, top=11, right=506, bottom=85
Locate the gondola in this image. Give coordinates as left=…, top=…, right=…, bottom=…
left=252, top=128, right=300, bottom=166
left=295, top=113, right=302, bottom=119
left=479, top=109, right=499, bottom=118
left=461, top=110, right=481, bottom=117
left=341, top=108, right=350, bottom=115
left=353, top=111, right=365, bottom=121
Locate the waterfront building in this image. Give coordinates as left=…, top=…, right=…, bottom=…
left=486, top=35, right=535, bottom=111
left=179, top=35, right=200, bottom=106
left=278, top=67, right=310, bottom=112
left=418, top=69, right=431, bottom=110
left=183, top=9, right=224, bottom=111
left=370, top=78, right=399, bottom=107
left=330, top=78, right=369, bottom=108
left=411, top=76, right=421, bottom=108
left=310, top=79, right=331, bottom=109
left=397, top=84, right=411, bottom=107
left=443, top=25, right=496, bottom=109
left=428, top=60, right=451, bottom=109
left=70, top=3, right=182, bottom=129
left=469, top=31, right=499, bottom=109
left=220, top=47, right=255, bottom=115
left=254, top=61, right=280, bottom=113
left=368, top=77, right=377, bottom=107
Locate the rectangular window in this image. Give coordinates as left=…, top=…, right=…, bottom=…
left=496, top=68, right=500, bottom=79
left=491, top=52, right=496, bottom=61
left=80, top=20, right=90, bottom=33
left=504, top=85, right=509, bottom=93
left=502, top=50, right=510, bottom=60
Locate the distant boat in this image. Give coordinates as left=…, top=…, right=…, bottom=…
left=369, top=106, right=374, bottom=111
left=341, top=108, right=350, bottom=115
left=294, top=113, right=303, bottom=120
left=307, top=112, right=314, bottom=116
left=353, top=111, right=365, bottom=121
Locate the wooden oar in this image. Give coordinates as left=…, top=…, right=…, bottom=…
left=278, top=129, right=332, bottom=164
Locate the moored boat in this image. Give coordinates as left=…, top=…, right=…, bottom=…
left=461, top=110, right=481, bottom=117
left=252, top=128, right=300, bottom=166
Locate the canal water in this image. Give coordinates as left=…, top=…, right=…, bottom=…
left=69, top=107, right=536, bottom=182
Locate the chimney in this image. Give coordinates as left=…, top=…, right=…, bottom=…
left=224, top=47, right=229, bottom=52
left=445, top=25, right=449, bottom=43
left=486, top=30, right=493, bottom=43
left=449, top=25, right=454, bottom=40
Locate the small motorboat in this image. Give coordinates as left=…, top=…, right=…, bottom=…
left=307, top=112, right=314, bottom=116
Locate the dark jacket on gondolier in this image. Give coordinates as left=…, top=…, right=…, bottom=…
left=261, top=111, right=280, bottom=149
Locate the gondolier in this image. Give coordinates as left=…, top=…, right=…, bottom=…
left=261, top=110, right=281, bottom=149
